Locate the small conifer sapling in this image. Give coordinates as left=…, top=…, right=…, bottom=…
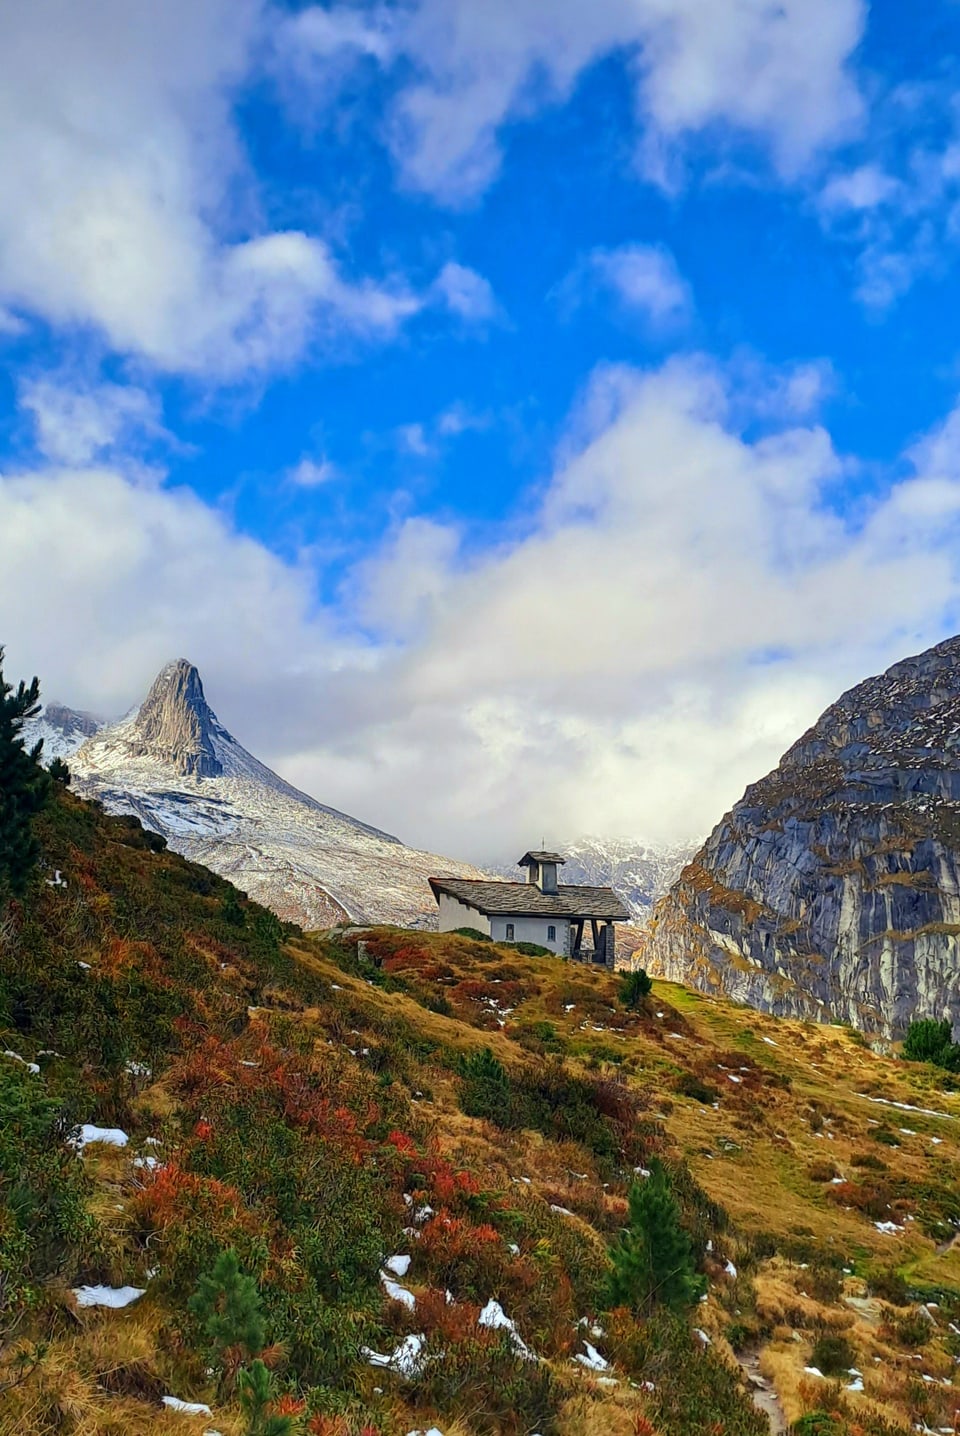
left=607, top=1160, right=706, bottom=1314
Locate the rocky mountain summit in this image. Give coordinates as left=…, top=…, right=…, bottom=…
left=43, top=660, right=486, bottom=928
left=27, top=701, right=103, bottom=762
left=640, top=634, right=960, bottom=1038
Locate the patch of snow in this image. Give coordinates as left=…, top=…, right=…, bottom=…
left=804, top=1367, right=825, bottom=1378
left=78, top=961, right=91, bottom=970
left=385, top=1254, right=411, bottom=1277
left=125, top=1061, right=151, bottom=1077
left=162, top=1397, right=212, bottom=1416
left=761, top=1036, right=777, bottom=1046
left=133, top=1155, right=160, bottom=1171
left=381, top=1272, right=416, bottom=1310
left=75, top=1124, right=129, bottom=1149
left=875, top=1221, right=902, bottom=1234
left=73, top=1284, right=145, bottom=1308
left=634, top=1166, right=651, bottom=1178
left=550, top=1204, right=574, bottom=1217
left=724, top=1260, right=737, bottom=1278
left=727, top=1074, right=742, bottom=1084
left=695, top=1329, right=711, bottom=1345
left=2, top=1050, right=39, bottom=1074
left=858, top=1094, right=957, bottom=1122
left=478, top=1299, right=536, bottom=1360
left=362, top=1333, right=426, bottom=1377
left=574, top=1342, right=609, bottom=1372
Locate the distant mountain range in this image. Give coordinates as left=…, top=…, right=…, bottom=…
left=28, top=659, right=684, bottom=934
left=640, top=633, right=960, bottom=1038
left=490, top=835, right=697, bottom=925
left=29, top=659, right=486, bottom=929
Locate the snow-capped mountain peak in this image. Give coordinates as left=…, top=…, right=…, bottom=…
left=54, top=660, right=483, bottom=928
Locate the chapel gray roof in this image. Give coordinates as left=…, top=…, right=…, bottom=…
left=428, top=876, right=630, bottom=920
left=518, top=850, right=566, bottom=866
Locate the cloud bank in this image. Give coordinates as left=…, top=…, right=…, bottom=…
left=6, top=353, right=960, bottom=860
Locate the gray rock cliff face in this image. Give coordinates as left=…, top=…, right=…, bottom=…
left=132, top=660, right=224, bottom=777
left=640, top=635, right=960, bottom=1037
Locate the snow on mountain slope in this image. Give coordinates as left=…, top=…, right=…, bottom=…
left=63, top=660, right=486, bottom=929
left=491, top=835, right=699, bottom=924
left=26, top=702, right=104, bottom=763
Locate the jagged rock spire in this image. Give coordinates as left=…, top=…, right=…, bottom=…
left=133, top=659, right=223, bottom=778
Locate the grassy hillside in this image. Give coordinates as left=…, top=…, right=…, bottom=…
left=4, top=789, right=960, bottom=1435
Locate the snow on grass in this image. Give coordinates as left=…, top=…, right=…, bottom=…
left=73, top=1284, right=145, bottom=1309
left=574, top=1341, right=609, bottom=1371
left=162, top=1396, right=213, bottom=1415
left=362, top=1333, right=426, bottom=1377
left=75, top=1124, right=129, bottom=1149
left=857, top=1094, right=958, bottom=1122
left=3, top=1049, right=39, bottom=1074
left=478, top=1299, right=535, bottom=1360
left=550, top=1203, right=574, bottom=1217
left=381, top=1272, right=416, bottom=1309
left=385, top=1254, right=411, bottom=1277
left=875, top=1220, right=903, bottom=1234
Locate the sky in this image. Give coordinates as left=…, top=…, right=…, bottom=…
left=4, top=0, right=960, bottom=861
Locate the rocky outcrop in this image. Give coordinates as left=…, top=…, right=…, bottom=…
left=63, top=660, right=488, bottom=930
left=640, top=635, right=960, bottom=1038
left=131, top=660, right=224, bottom=777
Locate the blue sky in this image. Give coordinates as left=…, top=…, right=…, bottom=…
left=4, top=0, right=960, bottom=859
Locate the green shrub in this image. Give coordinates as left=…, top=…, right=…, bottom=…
left=902, top=1017, right=960, bottom=1070
left=890, top=1306, right=932, bottom=1347
left=514, top=940, right=551, bottom=957
left=452, top=927, right=492, bottom=942
left=810, top=1331, right=856, bottom=1377
left=237, top=1359, right=296, bottom=1436
left=409, top=1329, right=561, bottom=1436
left=867, top=1266, right=909, bottom=1305
left=607, top=1161, right=705, bottom=1314
left=674, top=1070, right=720, bottom=1104
left=188, top=1249, right=266, bottom=1385
left=791, top=1415, right=846, bottom=1436
left=609, top=1310, right=768, bottom=1436
left=458, top=1047, right=514, bottom=1124
left=0, top=1062, right=96, bottom=1321
left=619, top=968, right=652, bottom=1009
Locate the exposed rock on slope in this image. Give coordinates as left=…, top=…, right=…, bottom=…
left=640, top=635, right=960, bottom=1037
left=62, top=660, right=486, bottom=928
left=28, top=702, right=103, bottom=762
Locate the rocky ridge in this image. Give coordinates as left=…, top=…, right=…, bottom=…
left=52, top=660, right=487, bottom=929
left=640, top=634, right=960, bottom=1038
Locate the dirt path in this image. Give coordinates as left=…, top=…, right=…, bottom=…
left=739, top=1348, right=789, bottom=1435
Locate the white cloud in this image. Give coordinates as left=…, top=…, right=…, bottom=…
left=379, top=0, right=865, bottom=202
left=287, top=456, right=339, bottom=488
left=571, top=243, right=691, bottom=326
left=819, top=163, right=901, bottom=212
left=432, top=261, right=498, bottom=321
left=19, top=376, right=167, bottom=466
left=7, top=354, right=960, bottom=862
left=0, top=0, right=422, bottom=377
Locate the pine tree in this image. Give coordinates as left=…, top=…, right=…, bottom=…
left=236, top=1360, right=296, bottom=1436
left=607, top=1160, right=706, bottom=1314
left=0, top=649, right=50, bottom=903
left=188, top=1249, right=266, bottom=1385
left=619, top=967, right=653, bottom=1009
